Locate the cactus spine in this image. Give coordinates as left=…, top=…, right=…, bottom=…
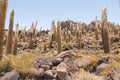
left=57, top=21, right=61, bottom=53
left=12, top=22, right=19, bottom=55
left=101, top=7, right=110, bottom=53
left=6, top=9, right=14, bottom=54
left=0, top=0, right=8, bottom=59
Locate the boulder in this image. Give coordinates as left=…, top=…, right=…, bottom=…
left=96, top=63, right=109, bottom=75
left=43, top=70, right=57, bottom=79
left=52, top=57, right=63, bottom=66
left=29, top=68, right=44, bottom=78
left=74, top=56, right=91, bottom=68
left=56, top=62, right=68, bottom=80
left=34, top=58, right=53, bottom=69
left=56, top=51, right=74, bottom=59
left=41, top=64, right=50, bottom=70
left=1, top=70, right=19, bottom=80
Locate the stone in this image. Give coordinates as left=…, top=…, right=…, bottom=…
left=43, top=70, right=57, bottom=79
left=34, top=58, right=53, bottom=69
left=66, top=61, right=79, bottom=75
left=113, top=73, right=120, bottom=80
left=74, top=56, right=91, bottom=68
left=29, top=68, right=44, bottom=77
left=41, top=65, right=50, bottom=70
left=62, top=45, right=72, bottom=51
left=96, top=63, right=109, bottom=75
left=56, top=62, right=69, bottom=80
left=56, top=51, right=74, bottom=59
left=1, top=70, right=19, bottom=80
left=100, top=56, right=110, bottom=63
left=52, top=57, right=63, bottom=66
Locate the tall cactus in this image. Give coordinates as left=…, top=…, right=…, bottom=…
left=6, top=9, right=14, bottom=54
left=78, top=31, right=82, bottom=50
left=12, top=22, right=19, bottom=55
left=57, top=21, right=61, bottom=53
left=49, top=20, right=56, bottom=45
left=0, top=0, right=8, bottom=59
left=101, top=7, right=110, bottom=53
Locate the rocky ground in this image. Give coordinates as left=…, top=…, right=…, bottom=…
left=0, top=1, right=120, bottom=80
left=0, top=20, right=120, bottom=80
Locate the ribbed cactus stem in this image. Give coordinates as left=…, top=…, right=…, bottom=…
left=44, top=43, right=47, bottom=52
left=102, top=23, right=110, bottom=53
left=101, top=7, right=110, bottom=53
left=78, top=31, right=82, bottom=50
left=51, top=20, right=56, bottom=42
left=0, top=0, right=8, bottom=59
left=22, top=26, right=26, bottom=42
left=95, top=16, right=99, bottom=40
left=68, top=31, right=71, bottom=42
left=12, top=22, right=19, bottom=55
left=95, top=29, right=99, bottom=40
left=6, top=9, right=14, bottom=54
left=57, top=21, right=61, bottom=54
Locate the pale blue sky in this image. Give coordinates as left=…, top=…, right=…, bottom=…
left=6, top=0, right=120, bottom=30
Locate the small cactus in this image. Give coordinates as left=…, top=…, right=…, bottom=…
left=12, top=22, right=19, bottom=55
left=57, top=21, right=61, bottom=53
left=43, top=43, right=47, bottom=52
left=0, top=0, right=8, bottom=59
left=6, top=9, right=14, bottom=54
left=68, top=31, right=71, bottom=42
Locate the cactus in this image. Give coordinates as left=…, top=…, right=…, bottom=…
left=49, top=32, right=54, bottom=46
left=95, top=16, right=99, bottom=40
left=50, top=20, right=56, bottom=44
left=44, top=43, right=47, bottom=52
left=102, top=22, right=110, bottom=53
left=6, top=9, right=14, bottom=54
left=57, top=21, right=61, bottom=53
left=101, top=7, right=110, bottom=53
left=21, top=26, right=26, bottom=42
left=114, top=25, right=119, bottom=36
left=78, top=31, right=82, bottom=50
left=95, top=28, right=99, bottom=40
left=0, top=0, right=8, bottom=59
left=12, top=22, right=19, bottom=55
left=68, top=31, right=71, bottom=42
left=28, top=32, right=34, bottom=49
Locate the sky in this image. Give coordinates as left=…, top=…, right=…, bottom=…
left=5, top=0, right=120, bottom=30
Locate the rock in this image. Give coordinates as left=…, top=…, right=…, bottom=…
left=96, top=63, right=109, bottom=75
left=57, top=62, right=67, bottom=73
left=18, top=42, right=27, bottom=50
left=62, top=45, right=72, bottom=51
left=73, top=43, right=84, bottom=49
left=74, top=56, right=91, bottom=68
left=100, top=56, right=110, bottom=64
left=56, top=51, right=74, bottom=59
left=29, top=68, right=44, bottom=77
left=112, top=68, right=120, bottom=80
left=56, top=62, right=69, bottom=80
left=34, top=58, right=53, bottom=69
left=1, top=70, right=19, bottom=80
left=113, top=36, right=120, bottom=42
left=66, top=61, right=79, bottom=75
left=43, top=70, right=57, bottom=79
left=52, top=57, right=63, bottom=66
left=41, top=65, right=50, bottom=70
left=113, top=72, right=120, bottom=80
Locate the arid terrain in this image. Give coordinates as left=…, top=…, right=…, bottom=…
left=0, top=0, right=120, bottom=80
